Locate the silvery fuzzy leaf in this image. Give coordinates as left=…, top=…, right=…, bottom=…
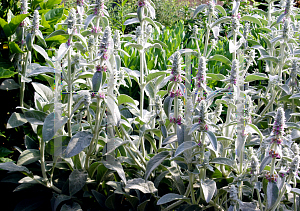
left=259, top=155, right=272, bottom=173
left=212, top=26, right=220, bottom=38
left=36, top=29, right=47, bottom=48
left=106, top=96, right=121, bottom=127
left=210, top=157, right=234, bottom=167
left=193, top=4, right=207, bottom=18
left=7, top=112, right=28, bottom=129
left=125, top=179, right=157, bottom=194
left=17, top=149, right=40, bottom=166
left=73, top=33, right=87, bottom=49
left=174, top=141, right=197, bottom=157
left=69, top=169, right=88, bottom=196
left=92, top=71, right=103, bottom=92
left=211, top=16, right=231, bottom=28
left=24, top=110, right=47, bottom=125
left=205, top=131, right=217, bottom=151
left=163, top=96, right=174, bottom=118
left=42, top=112, right=68, bottom=143
left=200, top=179, right=216, bottom=203
left=84, top=14, right=96, bottom=30
left=267, top=181, right=278, bottom=209
left=26, top=33, right=33, bottom=51
left=124, top=18, right=140, bottom=26
left=162, top=135, right=177, bottom=145
left=77, top=6, right=84, bottom=16
left=61, top=202, right=82, bottom=211
left=102, top=155, right=126, bottom=184
left=32, top=82, right=53, bottom=102
left=0, top=79, right=20, bottom=90
left=232, top=0, right=240, bottom=15
left=145, top=151, right=170, bottom=181
left=32, top=44, right=54, bottom=67
left=0, top=162, right=30, bottom=174
left=57, top=43, right=70, bottom=61
left=64, top=131, right=93, bottom=158
left=157, top=193, right=189, bottom=205
left=46, top=30, right=67, bottom=39
left=27, top=66, right=55, bottom=77
left=277, top=13, right=286, bottom=23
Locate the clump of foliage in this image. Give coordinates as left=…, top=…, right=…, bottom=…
left=1, top=0, right=300, bottom=211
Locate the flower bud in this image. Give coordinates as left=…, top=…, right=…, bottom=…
left=283, top=18, right=291, bottom=40
left=113, top=30, right=121, bottom=50
left=31, top=10, right=40, bottom=34
left=288, top=156, right=299, bottom=175
left=99, top=26, right=112, bottom=60
left=196, top=56, right=207, bottom=88
left=231, top=16, right=240, bottom=32
left=272, top=107, right=286, bottom=138
left=170, top=51, right=183, bottom=82
left=230, top=59, right=239, bottom=86
left=21, top=0, right=28, bottom=14
left=229, top=185, right=238, bottom=203
left=292, top=143, right=299, bottom=156
left=285, top=0, right=294, bottom=16
left=250, top=155, right=259, bottom=174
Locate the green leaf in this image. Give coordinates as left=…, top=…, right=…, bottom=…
left=215, top=5, right=227, bottom=16
left=0, top=67, right=17, bottom=79
left=8, top=14, right=30, bottom=35
left=46, top=0, right=62, bottom=8
left=42, top=112, right=68, bottom=142
left=17, top=149, right=40, bottom=166
left=157, top=193, right=189, bottom=205
left=7, top=112, right=28, bottom=129
left=209, top=54, right=232, bottom=66
left=210, top=157, right=233, bottom=167
left=44, top=8, right=64, bottom=24
left=245, top=73, right=268, bottom=82
left=205, top=131, right=217, bottom=151
left=267, top=181, right=278, bottom=209
left=207, top=73, right=225, bottom=81
left=240, top=15, right=262, bottom=27
left=145, top=151, right=170, bottom=181
left=69, top=169, right=87, bottom=196
left=0, top=18, right=12, bottom=37
left=92, top=71, right=103, bottom=92
left=9, top=42, right=23, bottom=53
left=46, top=30, right=67, bottom=40
left=146, top=71, right=167, bottom=83
left=64, top=131, right=93, bottom=158
left=117, top=94, right=138, bottom=106
left=0, top=147, right=13, bottom=157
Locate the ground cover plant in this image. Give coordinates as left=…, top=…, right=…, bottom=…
left=1, top=0, right=300, bottom=210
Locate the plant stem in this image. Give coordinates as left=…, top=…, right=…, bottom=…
left=20, top=51, right=31, bottom=109
left=40, top=138, right=48, bottom=185
left=67, top=45, right=73, bottom=137
left=85, top=99, right=103, bottom=170
left=203, top=14, right=212, bottom=57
